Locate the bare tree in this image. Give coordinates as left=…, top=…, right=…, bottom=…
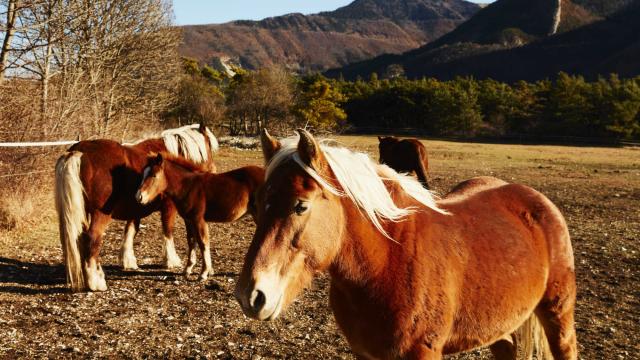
left=2, top=0, right=181, bottom=137
left=0, top=0, right=20, bottom=82
left=227, top=67, right=294, bottom=135
left=63, top=0, right=181, bottom=135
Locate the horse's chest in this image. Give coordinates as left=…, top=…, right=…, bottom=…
left=329, top=284, right=413, bottom=358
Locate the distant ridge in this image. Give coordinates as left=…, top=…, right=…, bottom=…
left=328, top=0, right=638, bottom=81
left=179, top=0, right=480, bottom=72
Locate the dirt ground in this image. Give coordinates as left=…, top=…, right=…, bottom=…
left=0, top=136, right=638, bottom=359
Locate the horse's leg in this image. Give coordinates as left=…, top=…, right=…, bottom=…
left=119, top=219, right=140, bottom=270
left=82, top=211, right=111, bottom=291
left=161, top=201, right=182, bottom=269
left=194, top=220, right=213, bottom=281
left=489, top=334, right=517, bottom=360
left=183, top=220, right=198, bottom=278
left=535, top=302, right=578, bottom=360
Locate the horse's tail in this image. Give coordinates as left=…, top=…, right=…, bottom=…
left=55, top=151, right=87, bottom=292
left=415, top=144, right=430, bottom=189
left=516, top=313, right=553, bottom=360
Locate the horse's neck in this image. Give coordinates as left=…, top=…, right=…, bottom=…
left=330, top=190, right=428, bottom=287
left=330, top=198, right=393, bottom=285
left=164, top=161, right=200, bottom=201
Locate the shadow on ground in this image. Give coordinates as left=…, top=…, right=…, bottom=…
left=0, top=256, right=66, bottom=294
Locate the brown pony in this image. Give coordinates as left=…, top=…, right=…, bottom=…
left=235, top=130, right=577, bottom=360
left=378, top=136, right=430, bottom=189
left=119, top=123, right=218, bottom=270
left=136, top=153, right=264, bottom=281
left=55, top=124, right=218, bottom=292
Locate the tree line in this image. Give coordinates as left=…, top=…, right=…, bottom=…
left=172, top=63, right=640, bottom=142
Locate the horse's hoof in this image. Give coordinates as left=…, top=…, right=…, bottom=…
left=87, top=279, right=108, bottom=292
left=164, top=258, right=183, bottom=269
left=120, top=253, right=139, bottom=271
left=199, top=270, right=213, bottom=282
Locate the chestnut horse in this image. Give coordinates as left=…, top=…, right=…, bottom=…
left=119, top=124, right=218, bottom=270
left=136, top=153, right=264, bottom=281
left=378, top=136, right=430, bottom=189
left=235, top=130, right=577, bottom=360
left=55, top=124, right=218, bottom=292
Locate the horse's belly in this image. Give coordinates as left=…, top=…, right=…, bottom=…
left=444, top=258, right=548, bottom=353
left=110, top=199, right=159, bottom=220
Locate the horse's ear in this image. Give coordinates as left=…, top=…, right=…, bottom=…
left=261, top=128, right=281, bottom=163
left=296, top=129, right=327, bottom=172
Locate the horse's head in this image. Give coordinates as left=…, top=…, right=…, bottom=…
left=235, top=129, right=345, bottom=321
left=136, top=153, right=167, bottom=205
left=377, top=136, right=398, bottom=164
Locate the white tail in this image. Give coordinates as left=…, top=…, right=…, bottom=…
left=516, top=314, right=553, bottom=360
left=55, top=151, right=87, bottom=292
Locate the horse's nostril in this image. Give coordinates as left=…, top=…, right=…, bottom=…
left=250, top=289, right=266, bottom=313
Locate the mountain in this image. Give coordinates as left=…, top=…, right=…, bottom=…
left=179, top=0, right=480, bottom=72
left=328, top=0, right=638, bottom=81
left=415, top=1, right=640, bottom=81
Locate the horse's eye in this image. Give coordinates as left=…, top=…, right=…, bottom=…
left=294, top=200, right=308, bottom=216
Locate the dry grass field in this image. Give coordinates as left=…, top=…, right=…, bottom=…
left=0, top=136, right=638, bottom=359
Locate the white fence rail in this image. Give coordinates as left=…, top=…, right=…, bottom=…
left=0, top=140, right=78, bottom=147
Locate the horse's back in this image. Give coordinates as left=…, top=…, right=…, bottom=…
left=130, top=138, right=166, bottom=154
left=441, top=176, right=507, bottom=202
left=69, top=139, right=123, bottom=155
left=440, top=179, right=571, bottom=265
left=67, top=139, right=149, bottom=215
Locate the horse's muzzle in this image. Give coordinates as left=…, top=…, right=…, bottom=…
left=135, top=190, right=145, bottom=204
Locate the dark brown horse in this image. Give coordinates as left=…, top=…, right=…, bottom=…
left=378, top=136, right=430, bottom=189
left=55, top=124, right=218, bottom=292
left=136, top=153, right=264, bottom=281
left=235, top=130, right=577, bottom=359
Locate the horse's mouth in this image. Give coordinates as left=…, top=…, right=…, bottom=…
left=264, top=295, right=283, bottom=321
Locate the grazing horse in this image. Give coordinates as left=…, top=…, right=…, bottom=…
left=55, top=124, right=218, bottom=292
left=136, top=153, right=264, bottom=281
left=235, top=129, right=577, bottom=360
left=378, top=136, right=430, bottom=189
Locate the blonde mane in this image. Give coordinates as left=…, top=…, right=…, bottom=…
left=161, top=124, right=219, bottom=163
left=266, top=136, right=447, bottom=239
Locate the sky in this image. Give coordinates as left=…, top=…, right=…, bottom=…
left=173, top=0, right=495, bottom=26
